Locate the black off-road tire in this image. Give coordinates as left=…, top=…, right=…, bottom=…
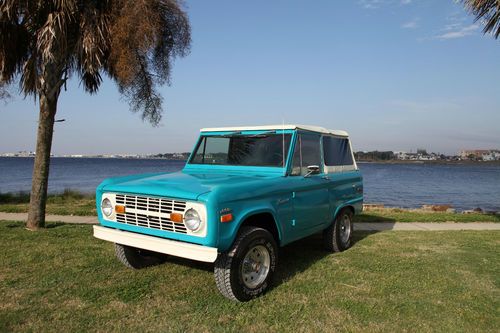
left=214, top=227, right=278, bottom=302
left=323, top=208, right=353, bottom=252
left=115, top=243, right=167, bottom=269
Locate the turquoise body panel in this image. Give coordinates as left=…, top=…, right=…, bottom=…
left=96, top=129, right=363, bottom=253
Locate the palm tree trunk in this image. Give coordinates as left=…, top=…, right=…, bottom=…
left=26, top=94, right=57, bottom=230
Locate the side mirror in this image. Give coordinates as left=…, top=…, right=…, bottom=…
left=304, top=165, right=320, bottom=177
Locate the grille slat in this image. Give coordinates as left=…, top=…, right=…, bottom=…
left=115, top=194, right=188, bottom=234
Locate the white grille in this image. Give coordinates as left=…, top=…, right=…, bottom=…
left=115, top=194, right=188, bottom=234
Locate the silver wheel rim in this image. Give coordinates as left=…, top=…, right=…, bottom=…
left=241, top=245, right=271, bottom=289
left=340, top=214, right=351, bottom=244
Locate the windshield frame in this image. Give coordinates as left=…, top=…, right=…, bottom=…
left=185, top=129, right=296, bottom=174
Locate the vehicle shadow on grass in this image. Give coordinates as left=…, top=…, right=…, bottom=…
left=273, top=228, right=381, bottom=286
left=165, top=256, right=213, bottom=273
left=155, top=217, right=395, bottom=290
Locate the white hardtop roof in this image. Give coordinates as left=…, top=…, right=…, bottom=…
left=200, top=124, right=349, bottom=137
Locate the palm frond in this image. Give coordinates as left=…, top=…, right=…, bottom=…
left=463, top=0, right=500, bottom=38
left=119, top=52, right=163, bottom=125
left=0, top=0, right=191, bottom=125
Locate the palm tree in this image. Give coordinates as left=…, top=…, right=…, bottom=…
left=0, top=82, right=10, bottom=100
left=0, top=0, right=191, bottom=230
left=462, top=0, right=500, bottom=39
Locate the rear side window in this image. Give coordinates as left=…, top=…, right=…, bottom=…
left=323, top=136, right=354, bottom=166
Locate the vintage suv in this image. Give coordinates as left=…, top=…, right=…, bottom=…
left=94, top=125, right=363, bottom=301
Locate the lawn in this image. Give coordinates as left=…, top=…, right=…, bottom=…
left=1, top=191, right=499, bottom=223
left=0, top=190, right=96, bottom=216
left=0, top=222, right=498, bottom=332
left=357, top=208, right=500, bottom=223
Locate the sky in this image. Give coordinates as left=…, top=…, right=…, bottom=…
left=1, top=0, right=499, bottom=155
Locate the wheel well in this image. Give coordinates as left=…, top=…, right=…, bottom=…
left=240, top=212, right=280, bottom=245
left=336, top=205, right=355, bottom=219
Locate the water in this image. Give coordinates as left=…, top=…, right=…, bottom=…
left=0, top=157, right=185, bottom=194
left=0, top=157, right=499, bottom=211
left=358, top=162, right=500, bottom=211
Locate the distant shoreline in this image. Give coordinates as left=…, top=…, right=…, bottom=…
left=2, top=156, right=499, bottom=165
left=357, top=160, right=500, bottom=165
left=0, top=156, right=189, bottom=161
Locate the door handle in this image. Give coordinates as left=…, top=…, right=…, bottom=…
left=322, top=176, right=330, bottom=180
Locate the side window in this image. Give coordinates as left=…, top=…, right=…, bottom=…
left=290, top=134, right=321, bottom=176
left=301, top=135, right=321, bottom=167
left=322, top=136, right=354, bottom=172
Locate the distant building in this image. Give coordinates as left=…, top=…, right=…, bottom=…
left=459, top=149, right=500, bottom=161
left=393, top=151, right=408, bottom=160
left=15, top=151, right=35, bottom=157
left=482, top=150, right=500, bottom=161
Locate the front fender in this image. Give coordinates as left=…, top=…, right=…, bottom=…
left=217, top=204, right=282, bottom=252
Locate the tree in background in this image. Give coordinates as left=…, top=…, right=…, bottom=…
left=355, top=151, right=395, bottom=161
left=0, top=1, right=191, bottom=230
left=462, top=0, right=500, bottom=39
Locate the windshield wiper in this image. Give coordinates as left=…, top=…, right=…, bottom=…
left=218, top=130, right=284, bottom=138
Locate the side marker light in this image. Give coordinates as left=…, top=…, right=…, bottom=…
left=220, top=213, right=233, bottom=223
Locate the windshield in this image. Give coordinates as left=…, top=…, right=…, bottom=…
left=189, top=133, right=292, bottom=167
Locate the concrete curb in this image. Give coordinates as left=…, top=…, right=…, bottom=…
left=1, top=212, right=500, bottom=231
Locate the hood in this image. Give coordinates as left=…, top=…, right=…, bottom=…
left=100, top=170, right=277, bottom=200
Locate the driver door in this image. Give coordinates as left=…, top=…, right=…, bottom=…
left=288, top=132, right=330, bottom=235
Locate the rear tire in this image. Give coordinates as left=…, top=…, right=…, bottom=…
left=115, top=243, right=167, bottom=269
left=323, top=209, right=353, bottom=252
left=214, top=227, right=278, bottom=302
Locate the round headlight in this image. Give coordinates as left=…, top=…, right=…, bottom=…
left=101, top=198, right=113, bottom=217
left=184, top=208, right=201, bottom=231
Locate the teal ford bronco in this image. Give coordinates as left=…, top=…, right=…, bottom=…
left=94, top=125, right=363, bottom=301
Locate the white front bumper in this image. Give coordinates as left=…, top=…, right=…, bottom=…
left=93, top=225, right=218, bottom=263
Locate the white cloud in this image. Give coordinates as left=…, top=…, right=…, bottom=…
left=359, top=0, right=412, bottom=9
left=402, top=18, right=419, bottom=29
left=443, top=22, right=462, bottom=31
left=434, top=24, right=479, bottom=40
left=418, top=11, right=480, bottom=41
left=359, top=0, right=385, bottom=9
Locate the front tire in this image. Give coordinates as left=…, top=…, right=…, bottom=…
left=115, top=243, right=167, bottom=269
left=323, top=208, right=353, bottom=252
left=214, top=227, right=278, bottom=302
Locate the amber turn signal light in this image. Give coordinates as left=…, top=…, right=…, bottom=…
left=220, top=213, right=233, bottom=223
left=170, top=213, right=183, bottom=223
left=115, top=205, right=126, bottom=214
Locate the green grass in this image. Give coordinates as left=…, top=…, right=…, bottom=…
left=0, top=221, right=498, bottom=332
left=355, top=208, right=500, bottom=223
left=0, top=190, right=96, bottom=216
